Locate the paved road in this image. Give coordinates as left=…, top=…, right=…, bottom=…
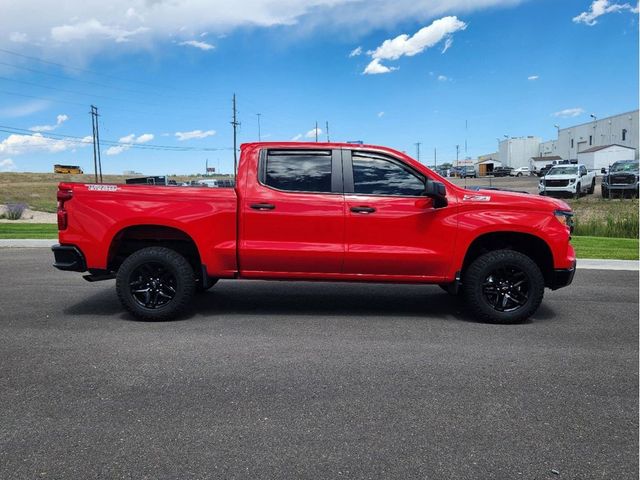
left=1, top=249, right=637, bottom=479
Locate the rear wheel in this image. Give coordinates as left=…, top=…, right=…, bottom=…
left=462, top=250, right=544, bottom=324
left=116, top=247, right=195, bottom=321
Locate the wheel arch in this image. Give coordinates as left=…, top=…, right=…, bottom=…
left=107, top=224, right=203, bottom=275
left=460, top=231, right=554, bottom=287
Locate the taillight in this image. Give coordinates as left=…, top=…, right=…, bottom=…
left=57, top=189, right=72, bottom=230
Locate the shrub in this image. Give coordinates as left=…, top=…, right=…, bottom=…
left=5, top=203, right=26, bottom=220
left=573, top=210, right=639, bottom=239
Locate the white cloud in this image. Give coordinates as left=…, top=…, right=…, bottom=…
left=136, top=133, right=154, bottom=143
left=349, top=46, right=362, bottom=57
left=377, top=111, right=385, bottom=118
left=175, top=129, right=216, bottom=141
left=51, top=19, right=149, bottom=43
left=0, top=1, right=521, bottom=58
left=441, top=36, right=454, bottom=53
left=105, top=145, right=128, bottom=156
left=0, top=159, right=16, bottom=172
left=0, top=100, right=50, bottom=118
left=9, top=32, right=28, bottom=43
left=0, top=133, right=91, bottom=156
left=363, top=16, right=467, bottom=74
left=553, top=108, right=585, bottom=118
left=106, top=133, right=155, bottom=155
left=573, top=0, right=638, bottom=25
left=363, top=58, right=398, bottom=75
left=29, top=114, right=69, bottom=132
left=437, top=74, right=448, bottom=81
left=528, top=75, right=539, bottom=80
left=291, top=134, right=303, bottom=141
left=179, top=40, right=215, bottom=51
left=305, top=127, right=322, bottom=139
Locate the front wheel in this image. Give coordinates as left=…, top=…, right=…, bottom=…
left=516, top=172, right=522, bottom=177
left=116, top=247, right=195, bottom=321
left=587, top=179, right=595, bottom=194
left=573, top=183, right=581, bottom=198
left=462, top=250, right=544, bottom=324
left=601, top=186, right=608, bottom=198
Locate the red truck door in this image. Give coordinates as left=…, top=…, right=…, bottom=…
left=342, top=150, right=455, bottom=279
left=239, top=148, right=345, bottom=276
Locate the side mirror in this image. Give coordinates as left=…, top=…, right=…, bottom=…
left=424, top=180, right=447, bottom=208
left=601, top=168, right=606, bottom=174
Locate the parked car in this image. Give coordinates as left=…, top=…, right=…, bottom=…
left=538, top=164, right=596, bottom=198
left=460, top=166, right=477, bottom=178
left=52, top=141, right=576, bottom=324
left=510, top=167, right=531, bottom=177
left=492, top=167, right=513, bottom=177
left=601, top=160, right=639, bottom=198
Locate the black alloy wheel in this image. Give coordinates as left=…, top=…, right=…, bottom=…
left=481, top=266, right=529, bottom=313
left=129, top=262, right=177, bottom=309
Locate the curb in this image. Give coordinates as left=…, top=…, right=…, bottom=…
left=0, top=239, right=638, bottom=271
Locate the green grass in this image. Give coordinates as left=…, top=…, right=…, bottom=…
left=568, top=198, right=638, bottom=238
left=0, top=223, right=58, bottom=239
left=572, top=235, right=639, bottom=260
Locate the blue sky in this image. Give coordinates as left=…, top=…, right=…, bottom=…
left=0, top=0, right=637, bottom=175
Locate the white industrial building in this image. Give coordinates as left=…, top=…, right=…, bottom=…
left=498, top=136, right=541, bottom=169
left=540, top=110, right=638, bottom=161
left=577, top=144, right=637, bottom=171
left=479, top=110, right=638, bottom=174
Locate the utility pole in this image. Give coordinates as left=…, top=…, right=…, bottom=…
left=231, top=94, right=240, bottom=176
left=256, top=113, right=261, bottom=141
left=90, top=105, right=103, bottom=183
left=456, top=144, right=460, bottom=168
left=325, top=121, right=330, bottom=142
left=434, top=147, right=437, bottom=169
left=315, top=121, right=319, bottom=142
left=414, top=142, right=421, bottom=163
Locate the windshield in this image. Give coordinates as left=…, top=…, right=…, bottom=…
left=610, top=161, right=639, bottom=173
left=548, top=166, right=577, bottom=175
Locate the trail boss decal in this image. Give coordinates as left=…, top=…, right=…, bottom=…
left=463, top=194, right=491, bottom=202
left=85, top=184, right=119, bottom=192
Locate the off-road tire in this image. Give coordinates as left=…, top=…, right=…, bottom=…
left=601, top=186, right=608, bottom=198
left=462, top=250, right=545, bottom=324
left=116, top=247, right=195, bottom=321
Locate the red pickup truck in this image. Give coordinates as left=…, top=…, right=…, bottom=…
left=52, top=142, right=576, bottom=323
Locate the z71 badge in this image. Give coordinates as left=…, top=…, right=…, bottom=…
left=463, top=194, right=491, bottom=202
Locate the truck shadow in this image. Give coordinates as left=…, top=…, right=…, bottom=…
left=65, top=280, right=557, bottom=324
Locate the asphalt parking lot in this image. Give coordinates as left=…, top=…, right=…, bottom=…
left=1, top=248, right=638, bottom=479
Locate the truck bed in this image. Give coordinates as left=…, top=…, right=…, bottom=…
left=58, top=182, right=238, bottom=277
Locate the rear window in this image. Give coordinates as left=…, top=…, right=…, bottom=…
left=265, top=150, right=332, bottom=193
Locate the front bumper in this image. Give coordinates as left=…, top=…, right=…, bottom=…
left=603, top=182, right=639, bottom=192
left=52, top=244, right=86, bottom=272
left=550, top=260, right=576, bottom=290
left=538, top=184, right=577, bottom=195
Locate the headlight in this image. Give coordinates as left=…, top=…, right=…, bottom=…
left=554, top=210, right=574, bottom=232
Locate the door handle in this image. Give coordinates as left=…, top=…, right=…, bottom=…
left=350, top=206, right=376, bottom=214
left=250, top=203, right=276, bottom=210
